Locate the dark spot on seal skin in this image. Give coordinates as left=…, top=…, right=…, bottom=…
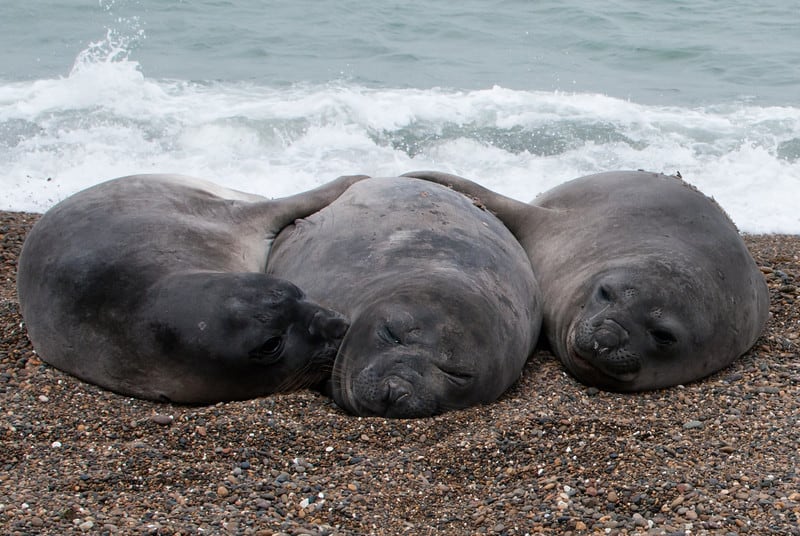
left=151, top=322, right=180, bottom=353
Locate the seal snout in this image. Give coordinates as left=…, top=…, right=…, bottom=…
left=580, top=317, right=628, bottom=355
left=592, top=319, right=627, bottom=351
left=308, top=310, right=349, bottom=340
left=570, top=316, right=641, bottom=383
left=383, top=375, right=412, bottom=404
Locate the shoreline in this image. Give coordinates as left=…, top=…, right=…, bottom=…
left=1, top=210, right=799, bottom=535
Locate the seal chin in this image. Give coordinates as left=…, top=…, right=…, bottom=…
left=350, top=374, right=434, bottom=418
left=333, top=353, right=437, bottom=418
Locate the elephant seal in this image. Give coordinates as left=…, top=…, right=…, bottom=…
left=266, top=176, right=542, bottom=418
left=17, top=173, right=366, bottom=403
left=404, top=170, right=769, bottom=391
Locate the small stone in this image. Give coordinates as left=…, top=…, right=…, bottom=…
left=575, top=521, right=587, bottom=530
left=51, top=441, right=62, bottom=448
left=217, top=485, right=229, bottom=497
left=150, top=414, right=173, bottom=426
left=607, top=490, right=618, bottom=503
left=78, top=520, right=94, bottom=531
left=38, top=395, right=49, bottom=402
left=683, top=420, right=703, bottom=430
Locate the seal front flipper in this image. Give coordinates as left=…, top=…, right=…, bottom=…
left=402, top=170, right=551, bottom=247
left=236, top=174, right=370, bottom=236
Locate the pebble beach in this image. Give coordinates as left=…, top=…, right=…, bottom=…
left=1, top=210, right=799, bottom=536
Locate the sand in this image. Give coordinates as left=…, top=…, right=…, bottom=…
left=1, top=210, right=798, bottom=535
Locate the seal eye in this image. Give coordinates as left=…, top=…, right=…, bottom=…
left=249, top=336, right=285, bottom=362
left=649, top=329, right=677, bottom=346
left=379, top=326, right=402, bottom=345
left=441, top=369, right=474, bottom=387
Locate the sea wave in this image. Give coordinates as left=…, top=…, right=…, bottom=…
left=1, top=42, right=798, bottom=233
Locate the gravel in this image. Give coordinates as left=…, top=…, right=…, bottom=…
left=1, top=210, right=799, bottom=535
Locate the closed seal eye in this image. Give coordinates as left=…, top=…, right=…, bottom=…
left=379, top=325, right=403, bottom=345
left=439, top=367, right=474, bottom=387
left=649, top=329, right=677, bottom=346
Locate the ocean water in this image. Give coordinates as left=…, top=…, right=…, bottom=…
left=1, top=0, right=799, bottom=233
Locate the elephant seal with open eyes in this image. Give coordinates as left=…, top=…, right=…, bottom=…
left=266, top=176, right=542, bottom=418
left=405, top=170, right=769, bottom=391
left=17, top=173, right=365, bottom=403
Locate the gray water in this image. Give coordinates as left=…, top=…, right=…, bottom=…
left=1, top=0, right=799, bottom=232
left=3, top=0, right=799, bottom=105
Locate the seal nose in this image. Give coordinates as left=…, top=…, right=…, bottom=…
left=592, top=320, right=627, bottom=352
left=594, top=328, right=621, bottom=349
left=308, top=310, right=349, bottom=340
left=384, top=376, right=412, bottom=404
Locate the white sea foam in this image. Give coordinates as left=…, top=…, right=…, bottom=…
left=1, top=50, right=798, bottom=233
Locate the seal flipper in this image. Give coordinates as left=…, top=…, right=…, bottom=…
left=236, top=174, right=370, bottom=236
left=401, top=170, right=549, bottom=244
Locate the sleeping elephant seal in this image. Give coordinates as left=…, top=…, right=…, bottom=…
left=266, top=176, right=542, bottom=418
left=16, top=173, right=366, bottom=403
left=404, top=170, right=769, bottom=391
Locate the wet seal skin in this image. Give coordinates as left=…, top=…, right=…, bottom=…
left=267, top=176, right=542, bottom=418
left=17, top=173, right=366, bottom=403
left=405, top=170, right=769, bottom=391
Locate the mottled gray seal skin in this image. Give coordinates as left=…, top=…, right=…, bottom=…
left=16, top=173, right=366, bottom=403
left=266, top=176, right=542, bottom=418
left=405, top=170, right=770, bottom=391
